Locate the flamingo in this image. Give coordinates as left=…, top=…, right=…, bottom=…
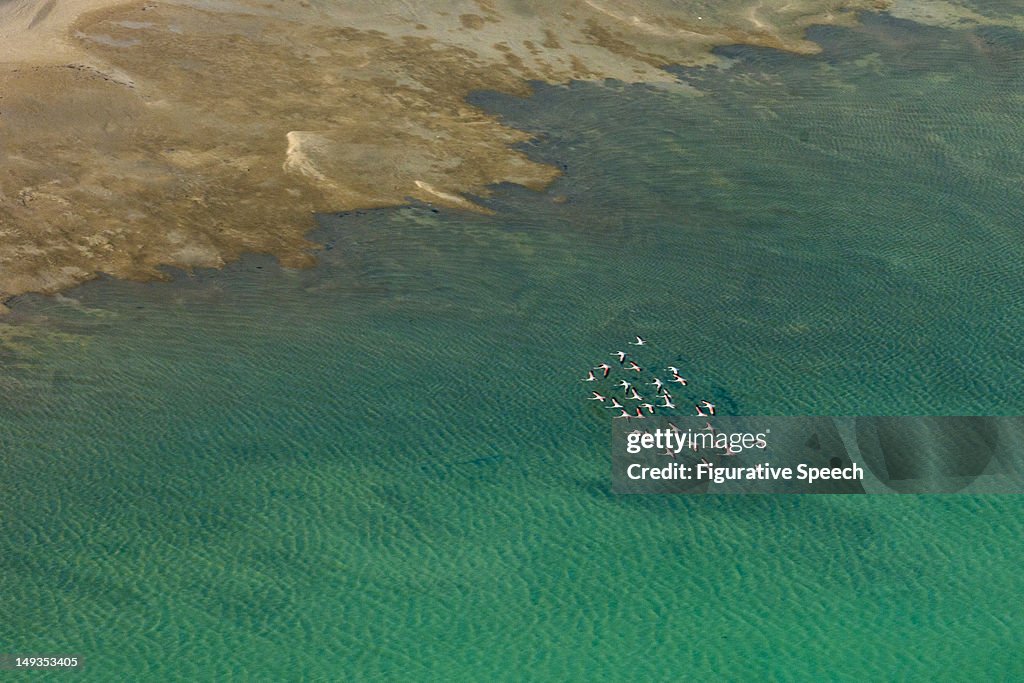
left=588, top=392, right=606, bottom=402
left=582, top=370, right=597, bottom=382
left=629, top=336, right=648, bottom=346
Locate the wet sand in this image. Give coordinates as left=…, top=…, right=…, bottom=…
left=0, top=0, right=891, bottom=304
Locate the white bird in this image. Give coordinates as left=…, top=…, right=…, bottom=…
left=667, top=422, right=682, bottom=434
left=659, top=447, right=677, bottom=459
left=617, top=380, right=632, bottom=391
left=582, top=370, right=597, bottom=382
left=596, top=363, right=612, bottom=378
left=614, top=410, right=631, bottom=419
left=703, top=422, right=715, bottom=432
left=626, top=361, right=643, bottom=373
left=640, top=402, right=656, bottom=414
left=659, top=389, right=672, bottom=400
left=649, top=378, right=664, bottom=391
left=670, top=373, right=688, bottom=385
left=627, top=388, right=643, bottom=401
left=611, top=351, right=627, bottom=364
left=608, top=398, right=624, bottom=409
left=632, top=407, right=646, bottom=419
left=666, top=366, right=680, bottom=375
left=629, top=336, right=647, bottom=346
left=588, top=392, right=606, bottom=402
left=658, top=397, right=675, bottom=409
left=699, top=400, right=716, bottom=415
left=694, top=404, right=708, bottom=417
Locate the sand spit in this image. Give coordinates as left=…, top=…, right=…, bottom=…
left=0, top=0, right=891, bottom=303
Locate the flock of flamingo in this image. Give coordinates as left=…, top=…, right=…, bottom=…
left=582, top=336, right=716, bottom=420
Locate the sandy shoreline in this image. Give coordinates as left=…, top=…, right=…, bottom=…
left=0, top=0, right=895, bottom=305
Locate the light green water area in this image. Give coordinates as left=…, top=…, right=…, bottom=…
left=2, top=10, right=1023, bottom=681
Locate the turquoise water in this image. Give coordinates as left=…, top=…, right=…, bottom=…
left=2, top=11, right=1024, bottom=680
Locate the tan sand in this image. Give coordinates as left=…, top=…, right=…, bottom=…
left=0, top=0, right=892, bottom=304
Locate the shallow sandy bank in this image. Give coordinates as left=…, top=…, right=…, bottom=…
left=1, top=0, right=890, bottom=303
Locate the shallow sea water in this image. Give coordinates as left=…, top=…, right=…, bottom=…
left=1, top=11, right=1023, bottom=681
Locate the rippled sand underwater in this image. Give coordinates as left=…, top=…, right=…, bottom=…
left=1, top=10, right=1023, bottom=681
